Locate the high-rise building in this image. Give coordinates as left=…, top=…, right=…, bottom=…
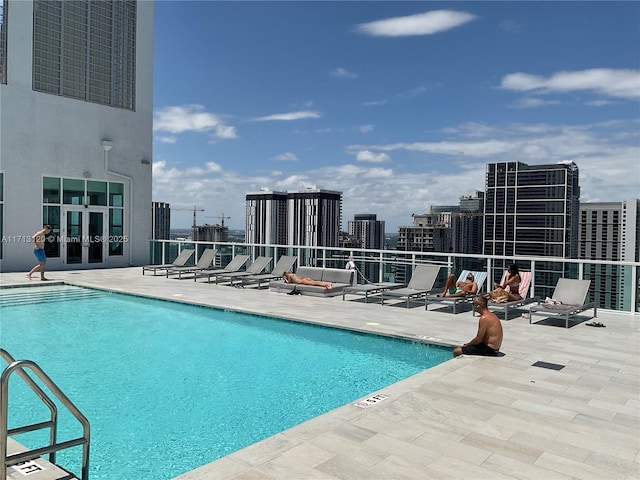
left=192, top=224, right=228, bottom=243
left=348, top=214, right=385, bottom=249
left=245, top=187, right=342, bottom=247
left=484, top=161, right=580, bottom=292
left=579, top=199, right=640, bottom=311
left=346, top=214, right=385, bottom=282
left=450, top=191, right=484, bottom=256
left=0, top=0, right=154, bottom=271
left=245, top=189, right=288, bottom=245
left=484, top=161, right=580, bottom=258
left=288, top=188, right=342, bottom=247
left=152, top=202, right=171, bottom=240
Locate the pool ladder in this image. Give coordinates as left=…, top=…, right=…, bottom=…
left=0, top=348, right=90, bottom=479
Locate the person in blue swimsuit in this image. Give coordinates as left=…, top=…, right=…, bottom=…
left=27, top=224, right=53, bottom=280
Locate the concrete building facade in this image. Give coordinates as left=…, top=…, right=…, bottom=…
left=0, top=0, right=153, bottom=271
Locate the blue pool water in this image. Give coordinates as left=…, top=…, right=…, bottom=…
left=1, top=285, right=451, bottom=479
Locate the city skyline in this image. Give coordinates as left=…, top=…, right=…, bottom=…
left=152, top=1, right=640, bottom=231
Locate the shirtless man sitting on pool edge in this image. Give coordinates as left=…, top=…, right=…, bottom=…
left=453, top=295, right=503, bottom=357
left=282, top=271, right=332, bottom=290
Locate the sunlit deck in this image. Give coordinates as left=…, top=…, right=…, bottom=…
left=1, top=268, right=638, bottom=480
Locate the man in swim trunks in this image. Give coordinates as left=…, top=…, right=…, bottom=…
left=453, top=295, right=503, bottom=357
left=27, top=224, right=53, bottom=280
left=282, top=271, right=332, bottom=290
left=437, top=272, right=478, bottom=297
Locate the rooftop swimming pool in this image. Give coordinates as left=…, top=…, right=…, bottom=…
left=1, top=285, right=451, bottom=479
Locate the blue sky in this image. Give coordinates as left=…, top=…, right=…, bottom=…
left=152, top=1, right=640, bottom=230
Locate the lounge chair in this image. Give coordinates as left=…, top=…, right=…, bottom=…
left=425, top=270, right=488, bottom=313
left=484, top=270, right=536, bottom=321
left=142, top=249, right=195, bottom=276
left=239, top=255, right=298, bottom=289
left=165, top=248, right=218, bottom=279
left=380, top=264, right=441, bottom=307
left=213, top=256, right=273, bottom=285
left=529, top=278, right=596, bottom=328
left=196, top=254, right=250, bottom=283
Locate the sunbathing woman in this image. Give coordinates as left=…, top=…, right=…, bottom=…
left=282, top=272, right=332, bottom=290
left=487, top=263, right=521, bottom=302
left=436, top=273, right=477, bottom=297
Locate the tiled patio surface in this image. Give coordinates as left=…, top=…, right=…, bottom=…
left=1, top=267, right=639, bottom=480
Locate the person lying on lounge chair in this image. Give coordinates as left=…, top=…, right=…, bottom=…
left=436, top=273, right=477, bottom=297
left=282, top=272, right=332, bottom=290
left=486, top=263, right=521, bottom=303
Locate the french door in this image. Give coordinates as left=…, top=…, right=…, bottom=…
left=63, top=209, right=107, bottom=266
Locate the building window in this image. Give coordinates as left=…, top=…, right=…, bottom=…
left=33, top=0, right=136, bottom=110
left=0, top=0, right=7, bottom=85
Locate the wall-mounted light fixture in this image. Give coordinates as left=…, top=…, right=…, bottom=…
left=83, top=171, right=91, bottom=178
left=140, top=159, right=151, bottom=165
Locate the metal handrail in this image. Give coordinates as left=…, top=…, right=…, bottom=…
left=1, top=351, right=90, bottom=480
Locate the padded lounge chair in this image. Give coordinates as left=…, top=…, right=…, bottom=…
left=142, top=249, right=195, bottom=276
left=213, top=256, right=273, bottom=285
left=196, top=254, right=250, bottom=283
left=165, top=248, right=218, bottom=279
left=529, top=278, right=596, bottom=328
left=380, top=264, right=441, bottom=307
left=484, top=271, right=536, bottom=321
left=425, top=270, right=488, bottom=313
left=239, top=255, right=298, bottom=289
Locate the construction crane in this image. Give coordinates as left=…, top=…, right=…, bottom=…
left=174, top=205, right=204, bottom=228
left=206, top=213, right=230, bottom=227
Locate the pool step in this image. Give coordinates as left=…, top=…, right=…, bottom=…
left=0, top=287, right=106, bottom=307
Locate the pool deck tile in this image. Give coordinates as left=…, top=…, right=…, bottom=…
left=1, top=267, right=639, bottom=480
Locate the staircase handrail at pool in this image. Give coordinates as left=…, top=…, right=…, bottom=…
left=1, top=349, right=91, bottom=480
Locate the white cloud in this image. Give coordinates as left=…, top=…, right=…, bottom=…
left=501, top=68, right=640, bottom=99
left=153, top=105, right=238, bottom=139
left=363, top=99, right=388, bottom=107
left=253, top=111, right=321, bottom=121
left=500, top=20, right=522, bottom=33
left=359, top=124, right=374, bottom=133
left=355, top=150, right=391, bottom=163
left=357, top=10, right=476, bottom=37
left=273, top=153, right=298, bottom=161
left=330, top=67, right=359, bottom=79
left=510, top=97, right=561, bottom=109
left=154, top=120, right=640, bottom=231
left=156, top=135, right=177, bottom=144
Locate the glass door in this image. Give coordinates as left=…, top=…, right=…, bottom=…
left=64, top=209, right=106, bottom=266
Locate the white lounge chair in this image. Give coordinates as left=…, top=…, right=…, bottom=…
left=165, top=248, right=218, bottom=279
left=142, top=249, right=195, bottom=276
left=484, top=270, right=536, bottom=320
left=529, top=278, right=596, bottom=328
left=380, top=265, right=441, bottom=307
left=239, top=255, right=298, bottom=289
left=425, top=270, right=488, bottom=313
left=196, top=255, right=250, bottom=283
left=213, top=256, right=273, bottom=285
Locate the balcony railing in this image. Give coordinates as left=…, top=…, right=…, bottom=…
left=149, top=240, right=640, bottom=315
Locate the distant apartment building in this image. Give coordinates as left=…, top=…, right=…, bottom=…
left=192, top=224, right=228, bottom=243
left=579, top=199, right=639, bottom=311
left=348, top=214, right=385, bottom=249
left=152, top=202, right=171, bottom=240
left=245, top=187, right=342, bottom=247
left=245, top=189, right=288, bottom=245
left=451, top=192, right=484, bottom=256
left=484, top=161, right=580, bottom=292
left=0, top=0, right=154, bottom=271
left=397, top=192, right=484, bottom=256
left=346, top=214, right=385, bottom=282
left=397, top=212, right=452, bottom=252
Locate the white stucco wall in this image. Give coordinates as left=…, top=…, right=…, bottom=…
left=0, top=0, right=154, bottom=272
